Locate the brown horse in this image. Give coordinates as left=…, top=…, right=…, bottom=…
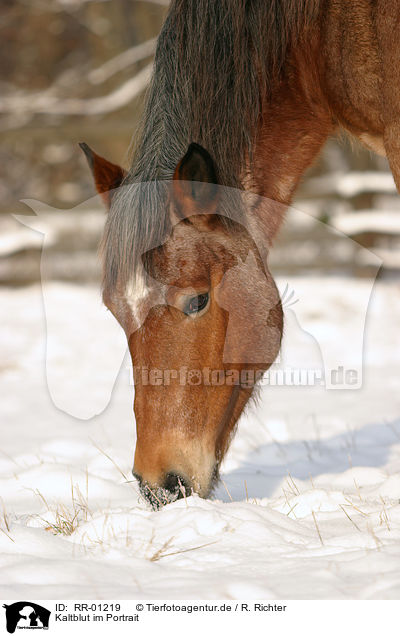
left=81, top=0, right=400, bottom=508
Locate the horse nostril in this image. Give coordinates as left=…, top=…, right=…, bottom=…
left=164, top=472, right=191, bottom=498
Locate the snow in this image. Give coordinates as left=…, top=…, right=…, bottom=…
left=332, top=210, right=400, bottom=235
left=301, top=171, right=397, bottom=198
left=1, top=276, right=400, bottom=599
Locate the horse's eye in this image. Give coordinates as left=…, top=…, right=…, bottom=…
left=183, top=292, right=209, bottom=316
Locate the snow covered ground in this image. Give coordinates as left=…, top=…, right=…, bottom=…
left=1, top=276, right=400, bottom=599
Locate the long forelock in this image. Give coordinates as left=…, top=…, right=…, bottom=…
left=101, top=0, right=319, bottom=298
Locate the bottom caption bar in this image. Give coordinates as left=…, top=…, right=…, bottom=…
left=1, top=600, right=395, bottom=634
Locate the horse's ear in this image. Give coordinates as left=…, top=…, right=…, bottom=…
left=79, top=142, right=125, bottom=209
left=173, top=143, right=218, bottom=217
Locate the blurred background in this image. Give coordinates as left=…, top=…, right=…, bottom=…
left=1, top=0, right=399, bottom=286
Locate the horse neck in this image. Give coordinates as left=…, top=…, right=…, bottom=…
left=250, top=34, right=334, bottom=239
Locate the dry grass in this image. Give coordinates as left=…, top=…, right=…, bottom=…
left=367, top=522, right=383, bottom=550
left=90, top=441, right=136, bottom=491
left=149, top=536, right=175, bottom=561
left=344, top=496, right=368, bottom=517
left=0, top=498, right=14, bottom=542
left=285, top=501, right=298, bottom=518
left=286, top=473, right=300, bottom=496
left=353, top=477, right=363, bottom=502
left=282, top=486, right=298, bottom=518
left=31, top=478, right=92, bottom=537
left=221, top=479, right=233, bottom=502
left=379, top=496, right=391, bottom=532
left=312, top=510, right=324, bottom=545
left=43, top=504, right=81, bottom=536
left=148, top=535, right=219, bottom=561
left=339, top=504, right=361, bottom=532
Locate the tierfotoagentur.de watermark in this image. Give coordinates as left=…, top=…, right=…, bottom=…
left=129, top=365, right=359, bottom=388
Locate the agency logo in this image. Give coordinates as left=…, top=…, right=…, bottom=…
left=2, top=603, right=51, bottom=633
left=16, top=186, right=382, bottom=419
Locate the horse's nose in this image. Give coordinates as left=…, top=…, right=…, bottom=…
left=133, top=470, right=192, bottom=509
left=164, top=472, right=191, bottom=498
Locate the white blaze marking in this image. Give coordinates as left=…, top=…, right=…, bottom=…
left=125, top=272, right=150, bottom=326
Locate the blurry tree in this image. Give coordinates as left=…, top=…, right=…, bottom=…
left=0, top=0, right=166, bottom=212
left=0, top=0, right=398, bottom=286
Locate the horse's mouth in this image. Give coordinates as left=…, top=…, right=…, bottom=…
left=137, top=465, right=220, bottom=510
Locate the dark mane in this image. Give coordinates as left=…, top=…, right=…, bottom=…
left=102, top=0, right=319, bottom=294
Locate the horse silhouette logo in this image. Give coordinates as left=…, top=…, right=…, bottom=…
left=15, top=189, right=381, bottom=423
left=3, top=602, right=51, bottom=633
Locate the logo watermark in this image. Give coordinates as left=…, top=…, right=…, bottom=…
left=3, top=603, right=51, bottom=633
left=15, top=184, right=382, bottom=419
